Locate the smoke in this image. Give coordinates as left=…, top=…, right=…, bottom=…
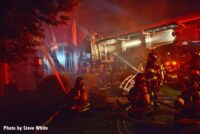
left=114, top=53, right=140, bottom=72
left=43, top=0, right=200, bottom=46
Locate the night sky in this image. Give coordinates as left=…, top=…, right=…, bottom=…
left=44, top=0, right=200, bottom=45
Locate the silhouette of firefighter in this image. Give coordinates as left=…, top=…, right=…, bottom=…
left=174, top=49, right=200, bottom=118
left=189, top=49, right=200, bottom=117
left=190, top=49, right=200, bottom=83
left=174, top=83, right=193, bottom=119
left=69, top=77, right=90, bottom=112
left=145, top=52, right=161, bottom=105
left=128, top=73, right=152, bottom=120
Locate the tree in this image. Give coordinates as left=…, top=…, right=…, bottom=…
left=0, top=0, right=79, bottom=63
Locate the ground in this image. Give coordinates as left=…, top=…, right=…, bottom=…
left=0, top=84, right=199, bottom=134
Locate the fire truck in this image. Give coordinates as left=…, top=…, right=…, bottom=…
left=80, top=15, right=200, bottom=91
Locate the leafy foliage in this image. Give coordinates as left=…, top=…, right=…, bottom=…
left=0, top=0, right=79, bottom=63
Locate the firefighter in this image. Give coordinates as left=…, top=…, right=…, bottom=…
left=145, top=52, right=161, bottom=105
left=174, top=49, right=200, bottom=118
left=97, top=63, right=106, bottom=87
left=174, top=83, right=193, bottom=119
left=190, top=49, right=200, bottom=83
left=159, top=60, right=166, bottom=85
left=191, top=82, right=200, bottom=117
left=128, top=73, right=152, bottom=120
left=69, top=77, right=89, bottom=112
left=190, top=49, right=200, bottom=117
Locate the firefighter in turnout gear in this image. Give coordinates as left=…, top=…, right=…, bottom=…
left=174, top=83, right=193, bottom=119
left=69, top=77, right=90, bottom=112
left=145, top=52, right=161, bottom=105
left=190, top=49, right=200, bottom=117
left=190, top=49, right=200, bottom=83
left=191, top=82, right=200, bottom=117
left=128, top=73, right=152, bottom=120
left=174, top=49, right=200, bottom=118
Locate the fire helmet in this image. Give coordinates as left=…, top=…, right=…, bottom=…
left=148, top=52, right=158, bottom=62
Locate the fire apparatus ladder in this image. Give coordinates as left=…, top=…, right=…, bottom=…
left=119, top=74, right=137, bottom=95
